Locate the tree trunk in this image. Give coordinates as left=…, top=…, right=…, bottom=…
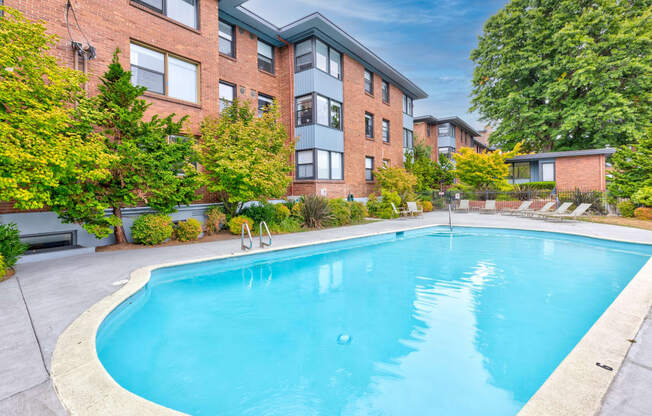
left=112, top=206, right=127, bottom=244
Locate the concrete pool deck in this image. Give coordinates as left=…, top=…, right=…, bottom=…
left=1, top=212, right=651, bottom=415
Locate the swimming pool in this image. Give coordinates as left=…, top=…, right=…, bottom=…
left=96, top=227, right=652, bottom=415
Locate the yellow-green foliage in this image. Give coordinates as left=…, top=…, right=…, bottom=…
left=228, top=216, right=253, bottom=235
left=632, top=186, right=652, bottom=208
left=131, top=214, right=173, bottom=245
left=174, top=218, right=202, bottom=242
left=204, top=206, right=226, bottom=235
left=617, top=200, right=635, bottom=218
left=453, top=144, right=521, bottom=190
left=291, top=202, right=304, bottom=220
left=349, top=201, right=368, bottom=223
left=366, top=191, right=400, bottom=219
left=0, top=7, right=113, bottom=225
left=274, top=204, right=291, bottom=221
left=422, top=200, right=433, bottom=212
left=374, top=166, right=417, bottom=195
left=328, top=199, right=352, bottom=226
left=0, top=253, right=6, bottom=280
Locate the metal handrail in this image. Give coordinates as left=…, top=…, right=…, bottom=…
left=241, top=222, right=253, bottom=251
left=259, top=221, right=272, bottom=248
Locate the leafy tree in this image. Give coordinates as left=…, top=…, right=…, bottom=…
left=0, top=7, right=112, bottom=212
left=55, top=51, right=202, bottom=243
left=374, top=166, right=418, bottom=195
left=453, top=145, right=521, bottom=190
left=200, top=99, right=294, bottom=218
left=608, top=128, right=652, bottom=200
left=404, top=139, right=455, bottom=191
left=470, top=0, right=651, bottom=152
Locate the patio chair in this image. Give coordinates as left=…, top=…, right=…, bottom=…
left=401, top=201, right=423, bottom=217
left=543, top=203, right=592, bottom=221
left=534, top=202, right=572, bottom=219
left=518, top=201, right=555, bottom=217
left=479, top=200, right=497, bottom=214
left=390, top=202, right=401, bottom=218
left=501, top=201, right=532, bottom=215
left=455, top=199, right=470, bottom=213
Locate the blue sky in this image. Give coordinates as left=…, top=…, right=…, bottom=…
left=246, top=0, right=508, bottom=130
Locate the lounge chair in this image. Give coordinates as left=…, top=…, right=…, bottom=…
left=401, top=201, right=423, bottom=217
left=518, top=201, right=555, bottom=217
left=455, top=199, right=470, bottom=213
left=479, top=200, right=497, bottom=214
left=390, top=202, right=401, bottom=218
left=501, top=201, right=532, bottom=215
left=533, top=202, right=572, bottom=219
left=542, top=203, right=592, bottom=221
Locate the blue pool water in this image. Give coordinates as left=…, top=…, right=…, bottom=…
left=97, top=227, right=652, bottom=415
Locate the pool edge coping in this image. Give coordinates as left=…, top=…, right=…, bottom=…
left=49, top=222, right=652, bottom=416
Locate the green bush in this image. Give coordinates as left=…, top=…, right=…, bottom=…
left=367, top=190, right=400, bottom=219
left=526, top=181, right=556, bottom=190
left=239, top=202, right=277, bottom=225
left=204, top=206, right=226, bottom=235
left=366, top=193, right=381, bottom=217
left=632, top=186, right=652, bottom=207
left=0, top=253, right=7, bottom=280
left=422, top=200, right=433, bottom=212
left=174, top=218, right=202, bottom=242
left=131, top=214, right=173, bottom=245
left=0, top=223, right=28, bottom=268
left=328, top=198, right=352, bottom=226
left=268, top=217, right=303, bottom=233
left=634, top=207, right=652, bottom=220
left=274, top=204, right=291, bottom=222
left=301, top=194, right=332, bottom=228
left=558, top=189, right=606, bottom=215
left=618, top=200, right=636, bottom=218
left=349, top=201, right=368, bottom=223
left=228, top=216, right=254, bottom=235
left=291, top=202, right=303, bottom=220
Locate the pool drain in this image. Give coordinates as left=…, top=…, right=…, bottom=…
left=337, top=334, right=352, bottom=345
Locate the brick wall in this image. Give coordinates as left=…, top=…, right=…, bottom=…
left=555, top=155, right=607, bottom=191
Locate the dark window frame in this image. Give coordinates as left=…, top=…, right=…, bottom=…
left=382, top=119, right=390, bottom=143
left=296, top=149, right=315, bottom=180
left=295, top=93, right=343, bottom=130
left=364, top=69, right=374, bottom=95
left=402, top=94, right=413, bottom=116
left=403, top=128, right=414, bottom=150
left=294, top=36, right=342, bottom=80
left=133, top=0, right=200, bottom=29
left=365, top=156, right=374, bottom=182
left=257, top=39, right=274, bottom=74
left=381, top=80, right=390, bottom=103
left=219, top=80, right=236, bottom=111
left=219, top=19, right=235, bottom=58
left=426, top=124, right=431, bottom=137
left=295, top=149, right=343, bottom=181
left=365, top=112, right=374, bottom=138
left=257, top=93, right=274, bottom=116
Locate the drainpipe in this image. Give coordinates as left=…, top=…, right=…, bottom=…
left=278, top=35, right=295, bottom=196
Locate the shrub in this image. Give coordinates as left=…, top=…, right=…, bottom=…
left=204, top=206, right=226, bottom=235
left=239, top=202, right=276, bottom=225
left=349, top=201, right=368, bottom=223
left=301, top=194, right=332, bottom=228
left=618, top=200, right=636, bottom=218
left=291, top=202, right=304, bottom=220
left=131, top=214, right=173, bottom=245
left=634, top=207, right=652, bottom=220
left=174, top=218, right=202, bottom=242
left=558, top=189, right=606, bottom=215
left=0, top=223, right=28, bottom=268
left=274, top=204, right=291, bottom=222
left=366, top=193, right=381, bottom=217
left=632, top=186, right=652, bottom=207
left=526, top=181, right=556, bottom=190
left=328, top=198, right=352, bottom=226
left=375, top=166, right=417, bottom=195
left=422, top=200, right=433, bottom=212
left=228, top=216, right=254, bottom=235
left=0, top=254, right=6, bottom=280
left=269, top=217, right=303, bottom=234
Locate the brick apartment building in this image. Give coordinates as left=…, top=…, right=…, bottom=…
left=413, top=115, right=490, bottom=161
left=0, top=0, right=427, bottom=250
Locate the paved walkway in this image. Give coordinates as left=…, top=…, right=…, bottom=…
left=1, top=212, right=651, bottom=415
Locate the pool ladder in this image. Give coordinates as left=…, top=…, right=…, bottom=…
left=259, top=221, right=272, bottom=248
left=241, top=222, right=253, bottom=251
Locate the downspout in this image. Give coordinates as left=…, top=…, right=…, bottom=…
left=278, top=35, right=295, bottom=196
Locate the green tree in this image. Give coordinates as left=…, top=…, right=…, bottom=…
left=608, top=128, right=652, bottom=200
left=54, top=51, right=202, bottom=243
left=200, top=99, right=294, bottom=218
left=470, top=0, right=651, bottom=152
left=453, top=146, right=521, bottom=190
left=0, top=7, right=112, bottom=213
left=374, top=166, right=418, bottom=195
left=404, top=139, right=456, bottom=192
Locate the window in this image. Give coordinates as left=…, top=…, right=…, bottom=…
left=509, top=162, right=530, bottom=180
left=130, top=43, right=198, bottom=103
left=20, top=231, right=76, bottom=254
left=219, top=21, right=235, bottom=57
left=403, top=128, right=414, bottom=150
left=403, top=94, right=413, bottom=116
left=168, top=135, right=198, bottom=170
left=316, top=95, right=329, bottom=126
left=365, top=157, right=374, bottom=181
left=383, top=158, right=390, bottom=167
left=257, top=93, right=273, bottom=116
left=439, top=147, right=453, bottom=160
left=330, top=152, right=343, bottom=180
left=295, top=39, right=313, bottom=72
left=296, top=150, right=314, bottom=179
left=541, top=162, right=555, bottom=181
left=364, top=69, right=373, bottom=94
left=382, top=80, right=389, bottom=103
left=382, top=119, right=390, bottom=143
left=295, top=95, right=313, bottom=126
left=219, top=81, right=235, bottom=111
left=365, top=113, right=374, bottom=138
left=330, top=101, right=342, bottom=129
left=438, top=124, right=450, bottom=136
left=134, top=0, right=198, bottom=29
left=427, top=124, right=431, bottom=137
left=257, top=40, right=274, bottom=73
left=295, top=38, right=342, bottom=79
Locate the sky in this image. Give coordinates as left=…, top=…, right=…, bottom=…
left=245, top=0, right=509, bottom=130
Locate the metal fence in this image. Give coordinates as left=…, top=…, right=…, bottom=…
left=430, top=188, right=609, bottom=215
